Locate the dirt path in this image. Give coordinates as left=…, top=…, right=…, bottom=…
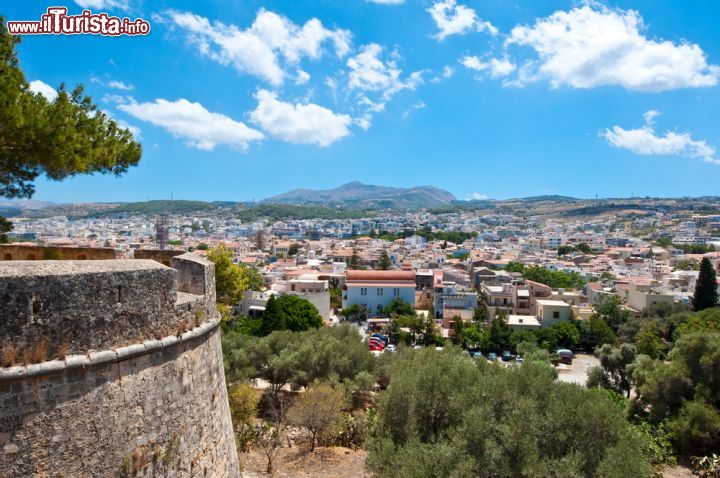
left=240, top=446, right=370, bottom=478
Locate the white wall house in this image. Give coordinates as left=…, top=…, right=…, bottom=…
left=536, top=299, right=572, bottom=327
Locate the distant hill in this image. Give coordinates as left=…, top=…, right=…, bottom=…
left=262, top=182, right=456, bottom=209
left=91, top=200, right=221, bottom=217
left=514, top=195, right=578, bottom=203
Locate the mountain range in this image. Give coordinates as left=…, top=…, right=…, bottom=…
left=261, top=182, right=457, bottom=209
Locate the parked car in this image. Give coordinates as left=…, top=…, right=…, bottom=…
left=515, top=355, right=524, bottom=363
left=501, top=351, right=512, bottom=362
left=487, top=352, right=498, bottom=362
left=470, top=351, right=483, bottom=359
left=385, top=344, right=396, bottom=353
left=557, top=349, right=574, bottom=365
left=435, top=346, right=444, bottom=351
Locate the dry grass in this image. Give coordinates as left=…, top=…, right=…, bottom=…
left=194, top=309, right=206, bottom=328
left=56, top=342, right=69, bottom=360
left=1, top=344, right=18, bottom=367
left=175, top=319, right=190, bottom=337
left=29, top=339, right=50, bottom=364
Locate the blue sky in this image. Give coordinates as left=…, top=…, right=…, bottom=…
left=6, top=0, right=720, bottom=202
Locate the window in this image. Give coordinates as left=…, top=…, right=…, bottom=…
left=377, top=288, right=383, bottom=296
left=553, top=311, right=560, bottom=319
left=393, top=288, right=400, bottom=297
left=361, top=288, right=367, bottom=296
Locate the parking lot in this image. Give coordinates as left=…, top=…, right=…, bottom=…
left=555, top=354, right=600, bottom=386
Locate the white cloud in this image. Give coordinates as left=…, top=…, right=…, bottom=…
left=506, top=4, right=719, bottom=92
left=295, top=70, right=311, bottom=85
left=107, top=80, right=134, bottom=90
left=467, top=192, right=488, bottom=200
left=74, top=0, right=129, bottom=11
left=118, top=98, right=264, bottom=150
left=427, top=0, right=497, bottom=41
left=29, top=80, right=57, bottom=101
left=401, top=100, right=426, bottom=119
left=114, top=119, right=141, bottom=138
left=431, top=65, right=455, bottom=83
left=461, top=56, right=516, bottom=78
left=643, top=110, right=660, bottom=126
left=602, top=112, right=718, bottom=164
left=91, top=76, right=135, bottom=90
left=366, top=0, right=404, bottom=4
left=161, top=9, right=351, bottom=86
left=250, top=89, right=352, bottom=146
left=347, top=44, right=424, bottom=100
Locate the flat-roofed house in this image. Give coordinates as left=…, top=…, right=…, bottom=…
left=536, top=299, right=572, bottom=327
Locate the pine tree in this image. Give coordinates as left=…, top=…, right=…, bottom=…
left=693, top=257, right=719, bottom=312
left=0, top=19, right=141, bottom=239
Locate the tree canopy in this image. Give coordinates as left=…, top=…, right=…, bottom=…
left=0, top=20, right=141, bottom=238
left=207, top=244, right=263, bottom=304
left=693, top=257, right=718, bottom=312
left=260, top=294, right=323, bottom=335
left=367, top=348, right=653, bottom=478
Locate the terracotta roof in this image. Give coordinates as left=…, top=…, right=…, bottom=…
left=346, top=270, right=416, bottom=282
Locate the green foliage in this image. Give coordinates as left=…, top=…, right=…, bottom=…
left=580, top=315, right=617, bottom=349
left=341, top=303, right=367, bottom=323
left=227, top=383, right=260, bottom=452
left=370, top=228, right=477, bottom=244
left=631, top=333, right=720, bottom=459
left=693, top=454, right=720, bottom=478
left=594, top=295, right=633, bottom=331
left=576, top=242, right=593, bottom=254
left=288, top=383, right=347, bottom=451
left=635, top=323, right=667, bottom=359
left=539, top=321, right=581, bottom=350
left=0, top=20, right=141, bottom=231
left=97, top=200, right=216, bottom=217
left=586, top=343, right=637, bottom=397
left=260, top=294, right=323, bottom=335
left=676, top=259, right=701, bottom=271
left=675, top=307, right=720, bottom=337
left=488, top=310, right=512, bottom=351
left=236, top=204, right=368, bottom=222
left=503, top=263, right=586, bottom=289
left=378, top=250, right=392, bottom=270
left=367, top=348, right=653, bottom=478
left=668, top=401, right=720, bottom=458
left=505, top=261, right=526, bottom=273
left=384, top=299, right=416, bottom=317
left=0, top=216, right=12, bottom=243
left=348, top=248, right=362, bottom=270
left=557, top=245, right=575, bottom=256
left=207, top=244, right=263, bottom=304
left=222, top=325, right=375, bottom=400
left=287, top=243, right=301, bottom=257
left=694, top=258, right=719, bottom=312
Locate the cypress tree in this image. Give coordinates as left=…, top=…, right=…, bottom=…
left=693, top=257, right=719, bottom=312
left=378, top=250, right=392, bottom=270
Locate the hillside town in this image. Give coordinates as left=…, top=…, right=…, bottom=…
left=5, top=205, right=720, bottom=341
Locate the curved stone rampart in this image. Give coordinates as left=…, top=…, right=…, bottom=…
left=0, top=254, right=240, bottom=477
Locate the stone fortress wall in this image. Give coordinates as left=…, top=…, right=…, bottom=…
left=0, top=254, right=240, bottom=477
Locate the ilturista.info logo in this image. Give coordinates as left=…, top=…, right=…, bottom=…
left=6, top=7, right=151, bottom=36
